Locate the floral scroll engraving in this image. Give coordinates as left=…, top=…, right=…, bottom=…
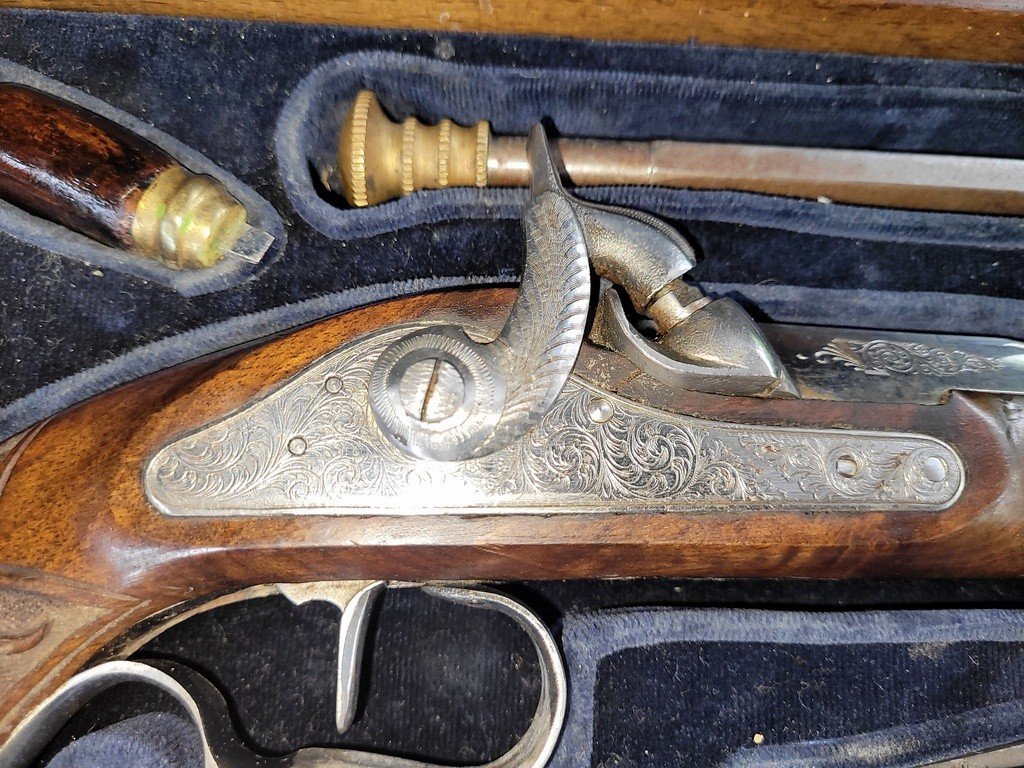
left=146, top=325, right=965, bottom=517
left=814, top=338, right=1002, bottom=377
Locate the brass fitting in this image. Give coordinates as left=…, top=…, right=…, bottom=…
left=339, top=90, right=490, bottom=207
left=132, top=166, right=249, bottom=269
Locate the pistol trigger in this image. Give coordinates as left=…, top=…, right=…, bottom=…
left=0, top=582, right=566, bottom=768
left=276, top=580, right=387, bottom=736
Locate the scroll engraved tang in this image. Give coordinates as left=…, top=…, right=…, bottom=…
left=815, top=338, right=1003, bottom=377
left=145, top=324, right=965, bottom=517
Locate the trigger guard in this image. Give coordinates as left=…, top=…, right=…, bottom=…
left=0, top=584, right=567, bottom=768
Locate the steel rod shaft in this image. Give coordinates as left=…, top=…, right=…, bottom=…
left=488, top=136, right=1024, bottom=214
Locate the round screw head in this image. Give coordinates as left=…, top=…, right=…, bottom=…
left=921, top=456, right=949, bottom=483
left=835, top=454, right=860, bottom=479
left=588, top=398, right=614, bottom=424
left=398, top=357, right=467, bottom=424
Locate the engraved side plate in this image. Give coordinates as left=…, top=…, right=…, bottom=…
left=145, top=324, right=965, bottom=517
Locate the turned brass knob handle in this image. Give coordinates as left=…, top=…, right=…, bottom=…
left=339, top=90, right=490, bottom=207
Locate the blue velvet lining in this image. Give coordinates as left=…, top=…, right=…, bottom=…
left=46, top=713, right=200, bottom=768
left=2, top=10, right=1024, bottom=444
left=6, top=15, right=1024, bottom=766
left=47, top=608, right=1024, bottom=768
left=279, top=50, right=1024, bottom=258
left=553, top=608, right=1024, bottom=768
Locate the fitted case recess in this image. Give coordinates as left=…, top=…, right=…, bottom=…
left=5, top=14, right=1024, bottom=440
left=0, top=60, right=282, bottom=294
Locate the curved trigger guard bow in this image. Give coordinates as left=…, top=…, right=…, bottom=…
left=0, top=583, right=567, bottom=768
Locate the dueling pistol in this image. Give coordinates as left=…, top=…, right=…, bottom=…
left=3, top=126, right=1024, bottom=766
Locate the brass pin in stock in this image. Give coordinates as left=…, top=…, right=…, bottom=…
left=338, top=89, right=1024, bottom=215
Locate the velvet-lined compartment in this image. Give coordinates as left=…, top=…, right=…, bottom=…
left=2, top=11, right=1024, bottom=439
left=43, top=598, right=1024, bottom=768
left=554, top=607, right=1024, bottom=768
left=279, top=50, right=1024, bottom=312
left=6, top=13, right=1024, bottom=768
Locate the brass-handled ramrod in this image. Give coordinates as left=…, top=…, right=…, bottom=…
left=339, top=89, right=1024, bottom=216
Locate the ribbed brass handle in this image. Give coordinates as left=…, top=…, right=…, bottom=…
left=339, top=90, right=491, bottom=207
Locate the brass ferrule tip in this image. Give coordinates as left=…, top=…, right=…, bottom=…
left=132, top=166, right=249, bottom=269
left=339, top=90, right=491, bottom=207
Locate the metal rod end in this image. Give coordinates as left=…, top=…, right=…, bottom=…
left=223, top=223, right=274, bottom=265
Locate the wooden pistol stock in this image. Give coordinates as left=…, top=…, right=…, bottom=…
left=2, top=125, right=1024, bottom=752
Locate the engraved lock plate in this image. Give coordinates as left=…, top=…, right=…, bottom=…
left=144, top=125, right=973, bottom=519
left=144, top=322, right=965, bottom=517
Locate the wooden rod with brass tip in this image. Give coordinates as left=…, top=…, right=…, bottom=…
left=338, top=89, right=1024, bottom=215
left=0, top=83, right=272, bottom=269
